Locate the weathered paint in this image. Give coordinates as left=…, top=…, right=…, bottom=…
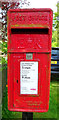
left=10, top=24, right=49, bottom=28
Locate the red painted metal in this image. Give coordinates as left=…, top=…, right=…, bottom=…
left=7, top=9, right=53, bottom=112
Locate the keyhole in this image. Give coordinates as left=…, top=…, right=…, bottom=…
left=17, top=80, right=18, bottom=83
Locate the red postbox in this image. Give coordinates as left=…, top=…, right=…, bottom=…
left=7, top=9, right=53, bottom=112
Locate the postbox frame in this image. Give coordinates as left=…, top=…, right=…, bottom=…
left=7, top=8, right=53, bottom=112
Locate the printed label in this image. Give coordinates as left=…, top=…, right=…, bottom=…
left=20, top=62, right=38, bottom=94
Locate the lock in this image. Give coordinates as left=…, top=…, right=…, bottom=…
left=26, top=53, right=33, bottom=60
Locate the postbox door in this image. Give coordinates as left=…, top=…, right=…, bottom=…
left=13, top=54, right=41, bottom=109
left=12, top=53, right=50, bottom=111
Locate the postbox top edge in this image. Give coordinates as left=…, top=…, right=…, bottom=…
left=8, top=8, right=53, bottom=13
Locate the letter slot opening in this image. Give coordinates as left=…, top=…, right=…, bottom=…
left=11, top=28, right=49, bottom=34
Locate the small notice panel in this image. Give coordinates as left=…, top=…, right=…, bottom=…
left=20, top=61, right=38, bottom=94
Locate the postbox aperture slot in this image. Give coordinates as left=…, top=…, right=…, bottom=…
left=11, top=28, right=49, bottom=34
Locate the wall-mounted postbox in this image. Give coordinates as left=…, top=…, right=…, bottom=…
left=7, top=9, right=53, bottom=112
